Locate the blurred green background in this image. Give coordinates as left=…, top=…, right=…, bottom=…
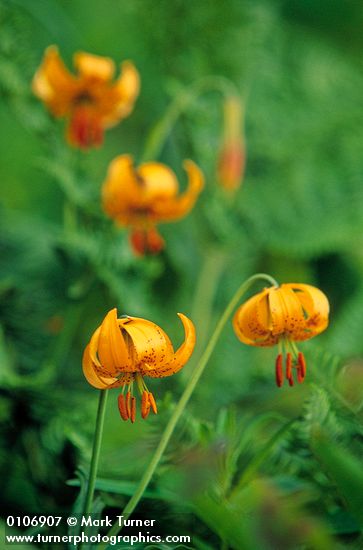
left=1, top=0, right=363, bottom=549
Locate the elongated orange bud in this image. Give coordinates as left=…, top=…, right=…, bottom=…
left=148, top=392, right=158, bottom=414
left=118, top=394, right=129, bottom=421
left=217, top=95, right=245, bottom=191
left=275, top=354, right=283, bottom=387
left=141, top=390, right=151, bottom=419
left=130, top=396, right=136, bottom=423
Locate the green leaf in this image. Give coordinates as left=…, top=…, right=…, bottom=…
left=311, top=429, right=363, bottom=526
left=67, top=477, right=180, bottom=504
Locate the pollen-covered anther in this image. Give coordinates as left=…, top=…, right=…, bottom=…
left=148, top=392, right=158, bottom=414
left=126, top=391, right=131, bottom=417
left=298, top=352, right=306, bottom=379
left=275, top=354, right=283, bottom=388
left=130, top=397, right=136, bottom=423
left=141, top=390, right=151, bottom=419
left=118, top=394, right=129, bottom=421
left=286, top=353, right=294, bottom=386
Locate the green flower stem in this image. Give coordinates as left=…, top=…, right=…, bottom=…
left=82, top=390, right=108, bottom=520
left=98, top=273, right=278, bottom=549
left=140, top=75, right=240, bottom=162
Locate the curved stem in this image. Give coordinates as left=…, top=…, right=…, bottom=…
left=82, top=390, right=108, bottom=518
left=140, top=76, right=240, bottom=162
left=98, top=273, right=278, bottom=548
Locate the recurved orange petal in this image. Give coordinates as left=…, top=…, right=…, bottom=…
left=83, top=344, right=132, bottom=389
left=286, top=284, right=329, bottom=336
left=32, top=45, right=79, bottom=116
left=233, top=289, right=277, bottom=346
left=104, top=61, right=140, bottom=123
left=146, top=313, right=196, bottom=378
left=268, top=287, right=289, bottom=336
left=278, top=286, right=307, bottom=337
left=150, top=160, right=204, bottom=223
left=74, top=51, right=115, bottom=81
left=83, top=344, right=111, bottom=389
left=102, top=155, right=143, bottom=222
left=97, top=308, right=132, bottom=375
left=137, top=162, right=179, bottom=202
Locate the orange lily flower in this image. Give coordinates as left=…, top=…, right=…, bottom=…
left=233, top=283, right=329, bottom=387
left=32, top=46, right=139, bottom=149
left=83, top=309, right=196, bottom=422
left=102, top=155, right=204, bottom=255
left=217, top=95, right=246, bottom=191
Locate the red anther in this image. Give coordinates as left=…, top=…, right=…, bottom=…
left=130, top=397, right=136, bottom=423
left=129, top=228, right=147, bottom=256
left=146, top=227, right=164, bottom=254
left=297, top=366, right=305, bottom=384
left=286, top=353, right=292, bottom=380
left=141, top=390, right=151, bottom=419
left=275, top=354, right=284, bottom=387
left=298, top=352, right=306, bottom=378
left=126, top=391, right=131, bottom=417
left=68, top=107, right=103, bottom=149
left=118, top=394, right=129, bottom=421
left=148, top=392, right=158, bottom=414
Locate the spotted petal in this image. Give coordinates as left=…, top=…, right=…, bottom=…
left=121, top=317, right=175, bottom=373
left=233, top=288, right=278, bottom=346
left=146, top=313, right=196, bottom=378
left=285, top=283, right=329, bottom=337
left=82, top=344, right=132, bottom=389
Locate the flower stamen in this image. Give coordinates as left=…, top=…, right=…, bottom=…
left=126, top=390, right=132, bottom=418
left=298, top=352, right=306, bottom=379
left=148, top=392, right=158, bottom=415
left=130, top=396, right=136, bottom=423
left=118, top=393, right=129, bottom=421
left=275, top=353, right=283, bottom=387
left=141, top=391, right=150, bottom=419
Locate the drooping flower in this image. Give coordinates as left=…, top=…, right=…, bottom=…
left=233, top=283, right=329, bottom=387
left=102, top=155, right=204, bottom=255
left=32, top=46, right=139, bottom=149
left=217, top=95, right=246, bottom=191
left=83, top=309, right=196, bottom=422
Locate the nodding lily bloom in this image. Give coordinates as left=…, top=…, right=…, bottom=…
left=32, top=46, right=139, bottom=149
left=233, top=283, right=329, bottom=387
left=83, top=309, right=196, bottom=422
left=217, top=95, right=246, bottom=191
left=102, top=155, right=204, bottom=255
